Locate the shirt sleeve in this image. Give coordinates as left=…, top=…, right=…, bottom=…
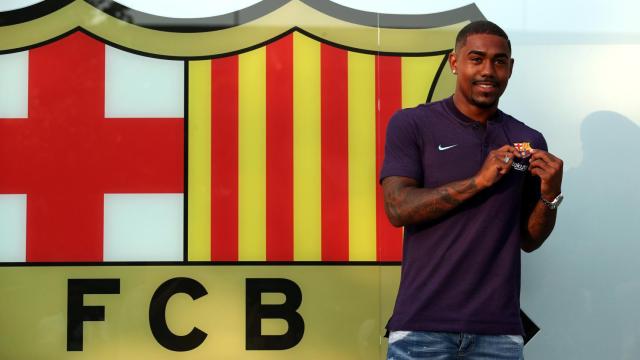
left=379, top=110, right=424, bottom=184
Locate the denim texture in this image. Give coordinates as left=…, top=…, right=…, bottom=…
left=387, top=331, right=524, bottom=360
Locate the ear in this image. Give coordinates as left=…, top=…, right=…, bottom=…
left=449, top=52, right=458, bottom=74
left=508, top=58, right=515, bottom=78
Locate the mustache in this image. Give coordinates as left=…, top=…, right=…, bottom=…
left=472, top=78, right=499, bottom=86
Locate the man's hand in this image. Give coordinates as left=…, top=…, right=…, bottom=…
left=528, top=149, right=563, bottom=199
left=474, top=145, right=522, bottom=189
left=521, top=148, right=563, bottom=252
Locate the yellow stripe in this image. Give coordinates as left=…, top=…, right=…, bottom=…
left=187, top=60, right=211, bottom=261
left=401, top=55, right=444, bottom=108
left=347, top=52, right=377, bottom=261
left=238, top=48, right=267, bottom=261
left=293, top=33, right=322, bottom=261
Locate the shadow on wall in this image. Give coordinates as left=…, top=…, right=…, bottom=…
left=525, top=111, right=640, bottom=359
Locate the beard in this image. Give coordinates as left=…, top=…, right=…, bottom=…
left=470, top=93, right=499, bottom=108
left=469, top=84, right=504, bottom=108
left=467, top=77, right=504, bottom=108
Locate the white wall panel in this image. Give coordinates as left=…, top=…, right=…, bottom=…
left=0, top=0, right=43, bottom=12
left=115, top=0, right=262, bottom=18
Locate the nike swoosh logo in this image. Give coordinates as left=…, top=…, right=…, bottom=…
left=438, top=144, right=458, bottom=151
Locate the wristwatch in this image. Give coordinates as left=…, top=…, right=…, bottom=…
left=541, top=193, right=564, bottom=210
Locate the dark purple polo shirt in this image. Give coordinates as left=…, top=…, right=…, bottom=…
left=380, top=96, right=546, bottom=335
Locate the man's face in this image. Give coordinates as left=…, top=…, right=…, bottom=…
left=450, top=33, right=513, bottom=109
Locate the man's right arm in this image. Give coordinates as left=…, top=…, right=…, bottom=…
left=382, top=176, right=481, bottom=226
left=382, top=145, right=521, bottom=227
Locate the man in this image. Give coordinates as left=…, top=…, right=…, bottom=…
left=381, top=21, right=563, bottom=359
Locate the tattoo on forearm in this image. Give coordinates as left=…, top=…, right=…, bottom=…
left=383, top=177, right=480, bottom=226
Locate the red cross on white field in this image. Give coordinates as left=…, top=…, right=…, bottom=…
left=0, top=32, right=184, bottom=262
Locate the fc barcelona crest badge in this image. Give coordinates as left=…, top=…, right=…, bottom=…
left=0, top=2, right=546, bottom=358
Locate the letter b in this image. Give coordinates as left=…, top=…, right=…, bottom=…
left=245, top=278, right=304, bottom=350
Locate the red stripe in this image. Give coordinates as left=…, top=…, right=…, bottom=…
left=376, top=55, right=403, bottom=262
left=320, top=44, right=349, bottom=261
left=211, top=56, right=239, bottom=261
left=266, top=34, right=294, bottom=261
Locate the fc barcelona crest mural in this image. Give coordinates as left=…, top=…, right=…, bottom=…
left=0, top=1, right=501, bottom=358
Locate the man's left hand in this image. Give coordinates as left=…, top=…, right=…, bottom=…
left=529, top=149, right=564, bottom=200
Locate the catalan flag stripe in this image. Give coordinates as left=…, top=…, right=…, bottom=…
left=266, top=34, right=294, bottom=261
left=187, top=60, right=211, bottom=261
left=375, top=55, right=403, bottom=262
left=293, top=32, right=322, bottom=261
left=238, top=48, right=267, bottom=261
left=320, top=43, right=349, bottom=261
left=347, top=52, right=377, bottom=261
left=211, top=56, right=239, bottom=261
left=187, top=33, right=447, bottom=263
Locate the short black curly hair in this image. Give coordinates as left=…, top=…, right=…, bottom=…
left=455, top=20, right=511, bottom=52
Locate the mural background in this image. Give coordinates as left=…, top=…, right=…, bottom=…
left=0, top=1, right=638, bottom=359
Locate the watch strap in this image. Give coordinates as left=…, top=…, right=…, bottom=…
left=541, top=193, right=563, bottom=210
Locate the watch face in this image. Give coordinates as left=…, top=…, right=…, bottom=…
left=542, top=193, right=563, bottom=209
left=548, top=194, right=563, bottom=209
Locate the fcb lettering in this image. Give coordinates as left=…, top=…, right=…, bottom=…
left=67, top=277, right=303, bottom=352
